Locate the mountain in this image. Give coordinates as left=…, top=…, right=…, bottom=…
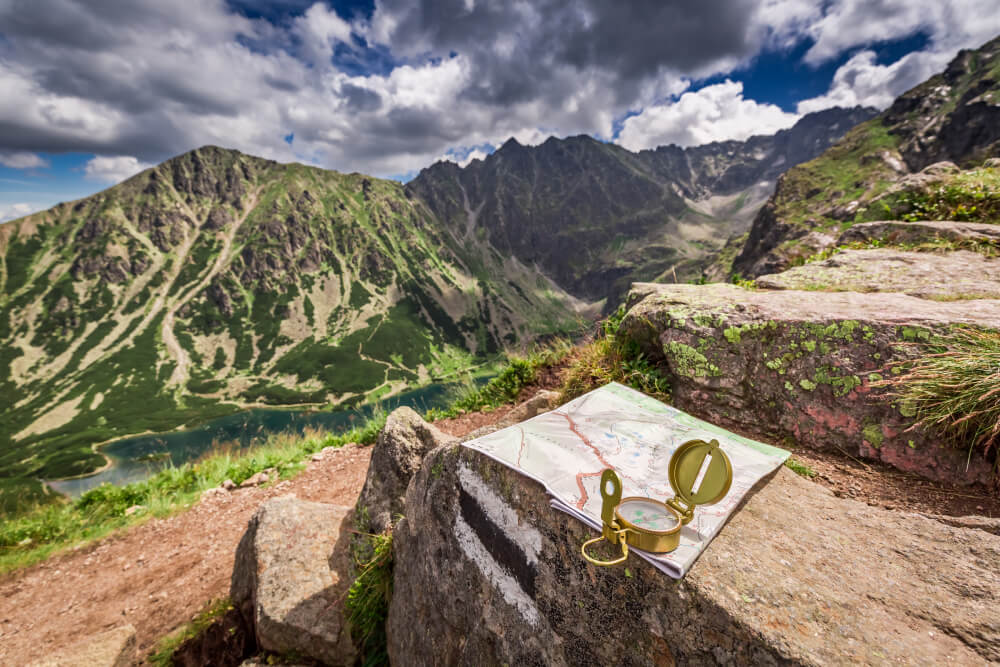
left=0, top=106, right=871, bottom=501
left=733, top=36, right=1000, bottom=277
left=0, top=147, right=583, bottom=490
left=407, top=106, right=876, bottom=307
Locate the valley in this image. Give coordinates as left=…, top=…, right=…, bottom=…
left=0, top=108, right=871, bottom=508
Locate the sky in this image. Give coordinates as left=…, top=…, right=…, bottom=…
left=1, top=0, right=999, bottom=222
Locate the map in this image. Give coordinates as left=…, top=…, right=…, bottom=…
left=462, top=382, right=790, bottom=578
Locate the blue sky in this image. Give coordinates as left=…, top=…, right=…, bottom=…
left=1, top=0, right=998, bottom=221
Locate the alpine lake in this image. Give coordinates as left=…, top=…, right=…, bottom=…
left=48, top=378, right=487, bottom=497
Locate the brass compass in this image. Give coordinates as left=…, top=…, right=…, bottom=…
left=581, top=438, right=733, bottom=566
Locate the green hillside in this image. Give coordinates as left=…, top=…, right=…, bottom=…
left=0, top=147, right=583, bottom=506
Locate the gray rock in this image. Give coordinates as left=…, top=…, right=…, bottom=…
left=838, top=220, right=1000, bottom=246
left=756, top=248, right=1000, bottom=300
left=388, top=443, right=1000, bottom=665
left=222, top=479, right=237, bottom=490
left=231, top=496, right=356, bottom=666
left=619, top=282, right=1000, bottom=486
left=31, top=624, right=136, bottom=667
left=355, top=407, right=456, bottom=534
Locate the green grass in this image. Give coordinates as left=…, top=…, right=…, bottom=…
left=559, top=306, right=671, bottom=403
left=148, top=597, right=234, bottom=667
left=860, top=166, right=1000, bottom=224
left=0, top=415, right=386, bottom=574
left=346, top=532, right=393, bottom=666
left=423, top=339, right=571, bottom=421
left=878, top=328, right=1000, bottom=465
left=784, top=457, right=818, bottom=478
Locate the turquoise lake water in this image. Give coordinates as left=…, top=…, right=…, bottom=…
left=48, top=379, right=481, bottom=497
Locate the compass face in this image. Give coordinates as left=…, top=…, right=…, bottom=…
left=617, top=498, right=679, bottom=533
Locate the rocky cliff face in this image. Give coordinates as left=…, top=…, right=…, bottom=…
left=0, top=146, right=583, bottom=489
left=408, top=106, right=875, bottom=306
left=734, top=36, right=1000, bottom=277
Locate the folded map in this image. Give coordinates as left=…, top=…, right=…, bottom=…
left=462, top=382, right=790, bottom=578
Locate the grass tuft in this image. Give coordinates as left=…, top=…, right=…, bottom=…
left=878, top=328, right=1000, bottom=464
left=346, top=532, right=393, bottom=666
left=784, top=457, right=818, bottom=478
left=560, top=307, right=671, bottom=403
left=148, top=597, right=234, bottom=667
left=424, top=339, right=571, bottom=421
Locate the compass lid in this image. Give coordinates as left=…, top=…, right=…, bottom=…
left=667, top=438, right=732, bottom=509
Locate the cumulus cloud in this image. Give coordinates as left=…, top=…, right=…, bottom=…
left=767, top=0, right=1000, bottom=114
left=797, top=49, right=950, bottom=113
left=617, top=81, right=800, bottom=150
left=0, top=203, right=38, bottom=223
left=84, top=155, right=153, bottom=183
left=0, top=151, right=48, bottom=169
left=0, top=0, right=996, bottom=178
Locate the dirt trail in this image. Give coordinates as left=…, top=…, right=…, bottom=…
left=0, top=445, right=371, bottom=665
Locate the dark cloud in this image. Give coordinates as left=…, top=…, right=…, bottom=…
left=374, top=0, right=758, bottom=107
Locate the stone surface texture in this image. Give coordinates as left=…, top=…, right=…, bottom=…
left=387, top=438, right=1000, bottom=665
left=355, top=406, right=457, bottom=533
left=619, top=282, right=1000, bottom=486
left=756, top=248, right=1000, bottom=299
left=30, top=624, right=136, bottom=667
left=230, top=496, right=355, bottom=666
left=838, top=219, right=1000, bottom=246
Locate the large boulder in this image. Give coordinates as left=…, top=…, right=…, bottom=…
left=388, top=442, right=1000, bottom=665
left=355, top=406, right=457, bottom=534
left=230, top=496, right=355, bottom=666
left=755, top=248, right=1000, bottom=300
left=619, top=282, right=1000, bottom=486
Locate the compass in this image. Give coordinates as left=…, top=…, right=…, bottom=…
left=581, top=438, right=733, bottom=566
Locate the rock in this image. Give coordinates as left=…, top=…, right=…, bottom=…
left=756, top=248, right=1000, bottom=300
left=231, top=496, right=355, bottom=666
left=388, top=443, right=1000, bottom=665
left=462, top=389, right=561, bottom=440
left=222, top=479, right=237, bottom=490
left=240, top=468, right=277, bottom=488
left=31, top=624, right=136, bottom=667
left=355, top=407, right=457, bottom=534
left=984, top=157, right=1000, bottom=168
left=124, top=504, right=145, bottom=516
left=619, top=282, right=1000, bottom=486
left=201, top=488, right=229, bottom=503
left=838, top=219, right=1000, bottom=246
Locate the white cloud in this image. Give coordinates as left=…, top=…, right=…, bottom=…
left=617, top=80, right=800, bottom=151
left=797, top=49, right=950, bottom=113
left=0, top=151, right=48, bottom=169
left=84, top=155, right=153, bottom=184
left=0, top=203, right=37, bottom=223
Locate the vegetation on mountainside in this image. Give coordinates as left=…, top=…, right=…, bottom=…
left=560, top=306, right=670, bottom=403
left=0, top=346, right=572, bottom=572
left=0, top=146, right=584, bottom=510
left=859, top=165, right=1000, bottom=224
left=424, top=339, right=572, bottom=421
left=880, top=328, right=1000, bottom=464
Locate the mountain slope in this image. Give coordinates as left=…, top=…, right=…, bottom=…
left=733, top=36, right=1000, bottom=277
left=408, top=106, right=876, bottom=307
left=0, top=147, right=583, bottom=492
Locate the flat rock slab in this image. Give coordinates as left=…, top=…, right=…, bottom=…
left=620, top=283, right=1000, bottom=485
left=231, top=496, right=355, bottom=666
left=30, top=624, right=135, bottom=667
left=839, top=220, right=1000, bottom=246
left=389, top=442, right=1000, bottom=665
left=757, top=248, right=1000, bottom=299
